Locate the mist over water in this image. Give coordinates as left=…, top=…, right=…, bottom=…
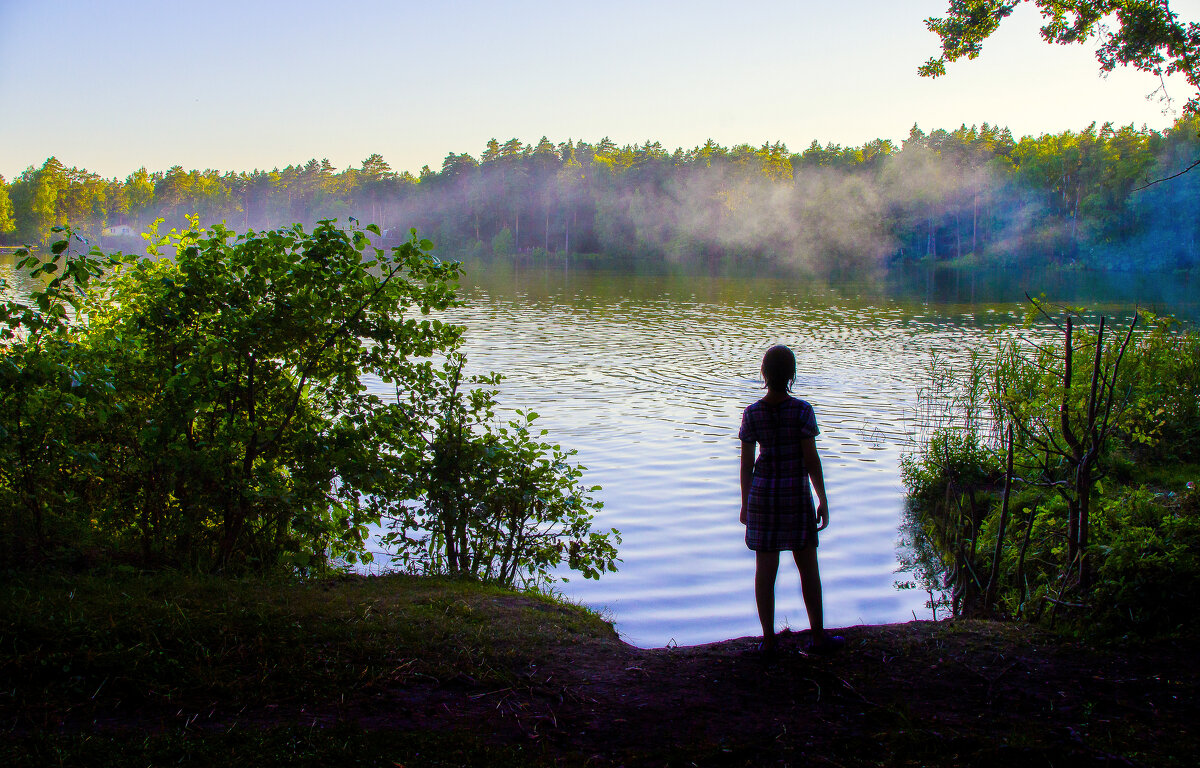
left=24, top=119, right=1195, bottom=280
left=362, top=262, right=1198, bottom=648
left=389, top=122, right=1200, bottom=273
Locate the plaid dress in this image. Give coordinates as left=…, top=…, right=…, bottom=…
left=739, top=397, right=820, bottom=552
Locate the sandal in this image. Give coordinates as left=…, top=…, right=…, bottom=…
left=755, top=640, right=779, bottom=661
left=804, top=635, right=846, bottom=655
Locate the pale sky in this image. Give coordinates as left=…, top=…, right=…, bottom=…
left=2, top=0, right=1197, bottom=181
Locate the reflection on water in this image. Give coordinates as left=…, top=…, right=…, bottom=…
left=5, top=249, right=1193, bottom=647
left=362, top=261, right=1196, bottom=648
left=0, top=255, right=47, bottom=307
left=884, top=264, right=1199, bottom=320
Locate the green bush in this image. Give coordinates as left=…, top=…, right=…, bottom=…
left=490, top=227, right=514, bottom=257
left=900, top=303, right=1200, bottom=636
left=1115, top=313, right=1200, bottom=463
left=898, top=428, right=1001, bottom=616
left=379, top=354, right=619, bottom=587
left=1, top=219, right=460, bottom=570
left=1090, top=486, right=1200, bottom=635
left=900, top=427, right=998, bottom=508
left=0, top=233, right=120, bottom=566
left=0, top=220, right=619, bottom=583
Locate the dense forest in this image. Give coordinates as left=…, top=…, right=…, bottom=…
left=2, top=116, right=1198, bottom=271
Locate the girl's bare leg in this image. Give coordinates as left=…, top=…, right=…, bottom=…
left=755, top=551, right=781, bottom=648
left=793, top=546, right=826, bottom=643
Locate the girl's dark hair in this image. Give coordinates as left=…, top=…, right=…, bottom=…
left=761, top=345, right=796, bottom=392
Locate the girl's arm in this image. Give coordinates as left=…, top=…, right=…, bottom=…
left=801, top=437, right=829, bottom=531
left=739, top=440, right=755, bottom=525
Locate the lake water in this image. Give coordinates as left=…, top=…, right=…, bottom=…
left=4, top=253, right=1195, bottom=648
left=362, top=261, right=1198, bottom=648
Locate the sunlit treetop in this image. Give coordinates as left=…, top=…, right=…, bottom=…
left=920, top=1, right=1200, bottom=113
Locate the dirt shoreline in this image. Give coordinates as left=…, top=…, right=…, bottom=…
left=17, top=611, right=1199, bottom=766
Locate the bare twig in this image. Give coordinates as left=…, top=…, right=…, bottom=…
left=1025, top=292, right=1067, bottom=331
left=984, top=423, right=1015, bottom=610
left=1132, top=156, right=1200, bottom=192
left=1045, top=596, right=1087, bottom=609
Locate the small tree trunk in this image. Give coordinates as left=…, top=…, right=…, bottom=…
left=984, top=424, right=1015, bottom=610
left=972, top=188, right=978, bottom=255
left=1061, top=317, right=1081, bottom=564
left=955, top=208, right=962, bottom=260
left=1072, top=186, right=1080, bottom=242
left=1015, top=503, right=1037, bottom=615
left=444, top=516, right=458, bottom=576
left=1076, top=463, right=1093, bottom=592
left=1077, top=317, right=1105, bottom=592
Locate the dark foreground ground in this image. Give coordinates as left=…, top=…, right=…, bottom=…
left=3, top=575, right=1197, bottom=767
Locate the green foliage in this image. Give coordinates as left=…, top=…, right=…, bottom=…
left=380, top=354, right=620, bottom=587
left=898, top=428, right=1001, bottom=616
left=900, top=428, right=998, bottom=509
left=83, top=219, right=459, bottom=570
left=0, top=220, right=618, bottom=582
left=1115, top=312, right=1200, bottom=461
left=490, top=226, right=514, bottom=257
left=0, top=174, right=15, bottom=235
left=900, top=302, right=1200, bottom=636
left=0, top=229, right=124, bottom=565
left=1090, top=484, right=1200, bottom=635
left=5, top=113, right=1199, bottom=269
left=921, top=1, right=1200, bottom=114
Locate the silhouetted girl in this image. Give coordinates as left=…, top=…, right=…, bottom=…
left=739, top=344, right=842, bottom=656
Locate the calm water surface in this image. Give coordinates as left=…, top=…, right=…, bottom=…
left=4, top=254, right=1194, bottom=648
left=365, top=262, right=1197, bottom=648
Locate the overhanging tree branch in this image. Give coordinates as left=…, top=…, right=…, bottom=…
left=1132, top=155, right=1200, bottom=191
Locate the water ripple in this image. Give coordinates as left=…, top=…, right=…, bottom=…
left=361, top=265, right=1096, bottom=647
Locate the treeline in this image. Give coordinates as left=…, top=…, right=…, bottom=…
left=1, top=117, right=1198, bottom=270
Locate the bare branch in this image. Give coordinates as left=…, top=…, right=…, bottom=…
left=1061, top=318, right=1082, bottom=456
left=1099, top=313, right=1138, bottom=439
left=1132, top=155, right=1200, bottom=192
left=1025, top=292, right=1065, bottom=331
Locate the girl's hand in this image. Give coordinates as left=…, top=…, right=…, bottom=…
left=815, top=500, right=829, bottom=531
left=739, top=504, right=748, bottom=525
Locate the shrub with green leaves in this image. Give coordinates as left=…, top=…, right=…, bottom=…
left=899, top=302, right=1200, bottom=636
left=1114, top=312, right=1200, bottom=463
left=0, top=219, right=619, bottom=584
left=0, top=233, right=118, bottom=566
left=898, top=427, right=1001, bottom=616
left=1090, top=485, right=1200, bottom=635
left=378, top=353, right=620, bottom=587
left=1, top=219, right=461, bottom=570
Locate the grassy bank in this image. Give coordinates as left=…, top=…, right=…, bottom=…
left=1, top=571, right=614, bottom=719
left=4, top=571, right=1198, bottom=766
